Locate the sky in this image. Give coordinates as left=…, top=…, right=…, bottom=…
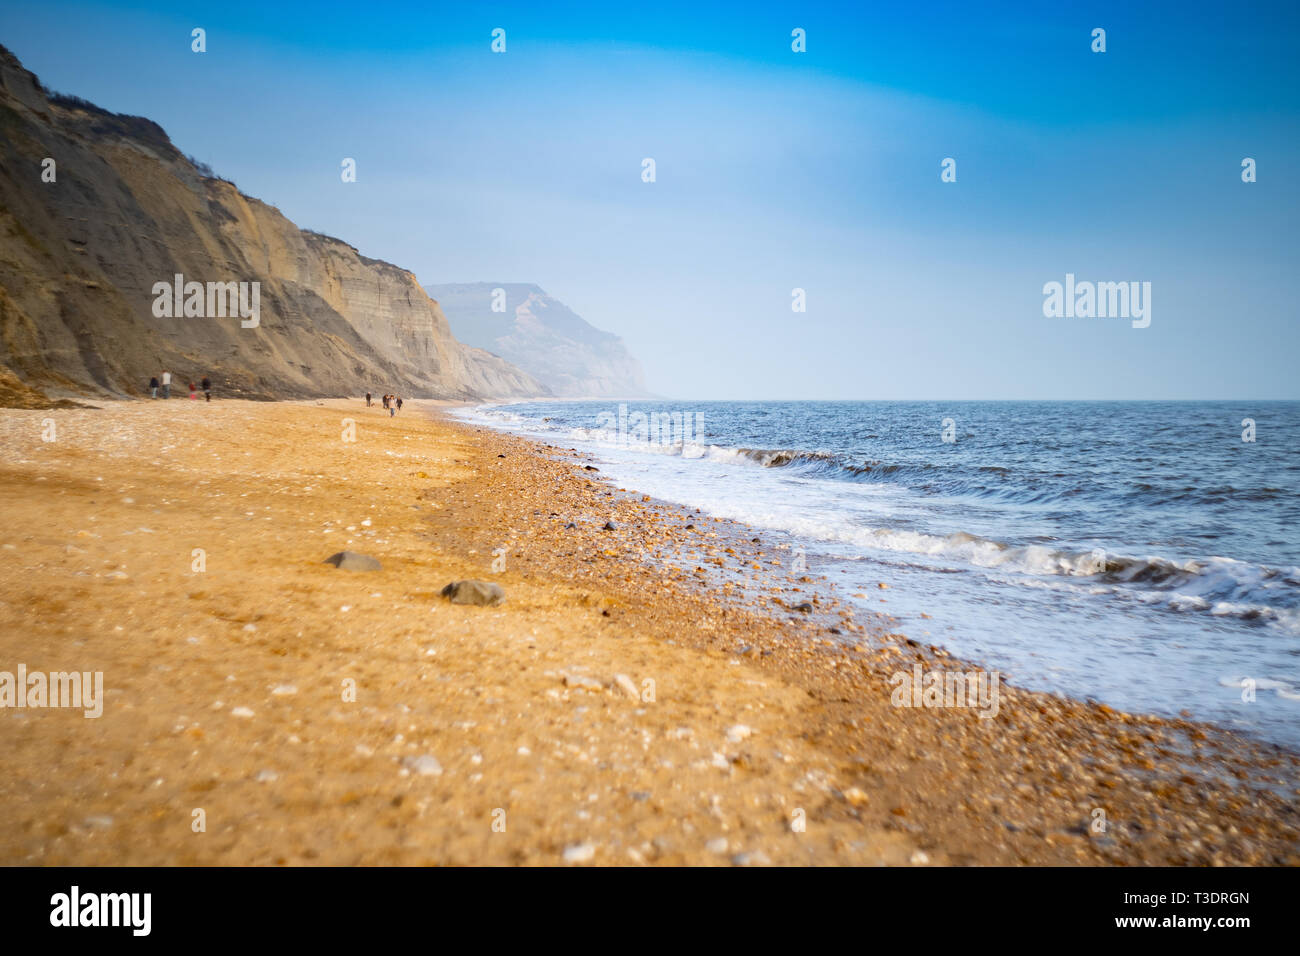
left=2, top=0, right=1298, bottom=399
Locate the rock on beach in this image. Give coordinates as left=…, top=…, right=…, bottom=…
left=323, top=551, right=382, bottom=571
left=440, top=580, right=505, bottom=606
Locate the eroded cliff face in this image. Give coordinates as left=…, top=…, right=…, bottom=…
left=0, top=45, right=546, bottom=403
left=426, top=282, right=652, bottom=399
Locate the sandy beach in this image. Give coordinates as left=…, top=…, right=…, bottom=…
left=0, top=398, right=1297, bottom=866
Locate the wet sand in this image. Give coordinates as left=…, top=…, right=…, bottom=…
left=0, top=398, right=1297, bottom=865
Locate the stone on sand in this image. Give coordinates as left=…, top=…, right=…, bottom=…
left=563, top=672, right=604, bottom=692
left=844, top=786, right=869, bottom=806
left=402, top=754, right=443, bottom=777
left=440, top=580, right=505, bottom=606
left=726, top=724, right=753, bottom=743
left=323, top=550, right=382, bottom=572
left=563, top=842, right=596, bottom=863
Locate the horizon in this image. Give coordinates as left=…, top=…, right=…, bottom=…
left=1, top=0, right=1297, bottom=400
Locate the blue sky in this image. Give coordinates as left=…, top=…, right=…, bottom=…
left=2, top=0, right=1297, bottom=398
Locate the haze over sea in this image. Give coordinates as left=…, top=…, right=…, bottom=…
left=460, top=399, right=1300, bottom=746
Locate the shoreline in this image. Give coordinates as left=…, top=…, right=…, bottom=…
left=0, top=398, right=1296, bottom=865
left=447, top=403, right=1300, bottom=754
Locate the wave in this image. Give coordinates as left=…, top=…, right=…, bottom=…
left=1218, top=675, right=1300, bottom=702
left=733, top=447, right=839, bottom=468
left=724, top=446, right=1298, bottom=508
left=460, top=409, right=1296, bottom=510
left=456, top=403, right=1300, bottom=632
left=736, top=516, right=1300, bottom=631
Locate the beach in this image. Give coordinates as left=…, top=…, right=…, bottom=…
left=0, top=398, right=1297, bottom=866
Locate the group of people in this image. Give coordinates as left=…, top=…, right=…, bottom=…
left=149, top=371, right=211, bottom=401
left=366, top=392, right=403, bottom=417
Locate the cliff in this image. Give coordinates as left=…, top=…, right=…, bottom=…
left=426, top=282, right=652, bottom=399
left=0, top=44, right=546, bottom=403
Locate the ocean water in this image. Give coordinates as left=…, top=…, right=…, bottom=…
left=455, top=400, right=1300, bottom=747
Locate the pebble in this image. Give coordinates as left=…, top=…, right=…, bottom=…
left=726, top=724, right=753, bottom=743
left=323, top=550, right=382, bottom=572
left=563, top=842, right=596, bottom=863
left=563, top=673, right=604, bottom=692
left=844, top=787, right=869, bottom=806
left=402, top=754, right=443, bottom=776
left=441, top=580, right=505, bottom=606
left=230, top=706, right=254, bottom=718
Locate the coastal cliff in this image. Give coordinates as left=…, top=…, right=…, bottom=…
left=0, top=44, right=546, bottom=404
left=426, top=282, right=651, bottom=398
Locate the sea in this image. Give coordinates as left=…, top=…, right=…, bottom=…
left=454, top=400, right=1300, bottom=748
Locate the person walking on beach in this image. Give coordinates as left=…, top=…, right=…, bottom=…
left=395, top=396, right=403, bottom=413
left=389, top=399, right=396, bottom=417
left=366, top=392, right=372, bottom=407
left=161, top=370, right=171, bottom=399
left=188, top=381, right=197, bottom=400
left=201, top=376, right=211, bottom=402
left=149, top=375, right=159, bottom=399
left=381, top=394, right=389, bottom=410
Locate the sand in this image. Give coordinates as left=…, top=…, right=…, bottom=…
left=0, top=398, right=1296, bottom=866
